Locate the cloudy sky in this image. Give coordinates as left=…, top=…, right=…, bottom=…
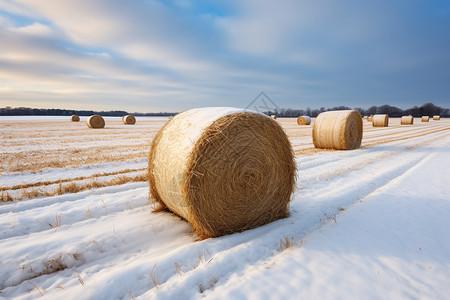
left=1, top=0, right=449, bottom=112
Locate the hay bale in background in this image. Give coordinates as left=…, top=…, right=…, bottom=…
left=271, top=114, right=277, bottom=119
left=123, top=115, right=136, bottom=125
left=433, top=115, right=440, bottom=120
left=297, top=116, right=311, bottom=125
left=372, top=114, right=389, bottom=127
left=401, top=116, right=414, bottom=125
left=148, top=107, right=296, bottom=239
left=367, top=115, right=373, bottom=122
left=86, top=115, right=105, bottom=128
left=71, top=115, right=80, bottom=122
left=422, top=116, right=430, bottom=122
left=312, top=110, right=363, bottom=150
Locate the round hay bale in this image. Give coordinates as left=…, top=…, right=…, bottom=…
left=297, top=116, right=311, bottom=125
left=421, top=116, right=429, bottom=122
left=312, top=110, right=363, bottom=150
left=271, top=114, right=277, bottom=119
left=401, top=116, right=414, bottom=125
left=433, top=115, right=440, bottom=120
left=148, top=107, right=296, bottom=239
left=367, top=115, right=374, bottom=122
left=372, top=114, right=389, bottom=127
left=123, top=115, right=136, bottom=125
left=86, top=115, right=105, bottom=128
left=71, top=115, right=80, bottom=122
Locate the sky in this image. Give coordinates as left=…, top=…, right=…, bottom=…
left=1, top=0, right=449, bottom=113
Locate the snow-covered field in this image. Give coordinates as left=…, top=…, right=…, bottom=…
left=1, top=116, right=449, bottom=299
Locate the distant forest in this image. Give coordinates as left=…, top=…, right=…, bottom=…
left=0, top=107, right=176, bottom=117
left=267, top=102, right=449, bottom=118
left=0, top=102, right=448, bottom=117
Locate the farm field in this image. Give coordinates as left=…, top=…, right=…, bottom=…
left=1, top=115, right=449, bottom=299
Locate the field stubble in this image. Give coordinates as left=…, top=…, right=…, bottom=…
left=1, top=117, right=449, bottom=202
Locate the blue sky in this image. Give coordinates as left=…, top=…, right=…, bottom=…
left=0, top=0, right=449, bottom=112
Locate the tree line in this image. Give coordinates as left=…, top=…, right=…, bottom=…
left=0, top=102, right=448, bottom=117
left=266, top=102, right=449, bottom=118
left=0, top=107, right=176, bottom=117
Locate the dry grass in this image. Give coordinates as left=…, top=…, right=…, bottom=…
left=29, top=281, right=46, bottom=296
left=279, top=235, right=297, bottom=251
left=1, top=117, right=448, bottom=206
left=5, top=168, right=145, bottom=192
left=151, top=263, right=160, bottom=289
left=1, top=189, right=13, bottom=202
left=3, top=172, right=147, bottom=202
left=75, top=271, right=85, bottom=287
left=1, top=147, right=147, bottom=173
left=49, top=212, right=62, bottom=231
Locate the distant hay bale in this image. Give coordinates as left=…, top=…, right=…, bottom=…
left=297, top=116, right=311, bottom=125
left=367, top=115, right=373, bottom=122
left=71, top=115, right=80, bottom=122
left=421, top=116, right=429, bottom=122
left=122, top=115, right=136, bottom=125
left=86, top=115, right=105, bottom=128
left=400, top=116, right=414, bottom=125
left=372, top=114, right=389, bottom=127
left=271, top=114, right=277, bottom=119
left=148, top=107, right=296, bottom=239
left=433, top=115, right=440, bottom=120
left=312, top=110, right=363, bottom=150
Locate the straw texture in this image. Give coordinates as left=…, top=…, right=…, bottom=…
left=123, top=115, right=136, bottom=125
left=433, top=115, right=440, bottom=120
left=401, top=116, right=414, bottom=125
left=86, top=115, right=105, bottom=128
left=372, top=114, right=389, bottom=127
left=71, top=115, right=80, bottom=122
left=148, top=107, right=296, bottom=239
left=312, top=110, right=363, bottom=150
left=421, top=116, right=429, bottom=122
left=297, top=116, right=311, bottom=125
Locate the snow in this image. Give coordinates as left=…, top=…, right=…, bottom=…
left=0, top=117, right=449, bottom=299
left=167, top=107, right=265, bottom=152
left=0, top=116, right=170, bottom=122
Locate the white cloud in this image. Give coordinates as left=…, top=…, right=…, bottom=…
left=1, top=0, right=449, bottom=111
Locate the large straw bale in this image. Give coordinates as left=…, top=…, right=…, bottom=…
left=367, top=115, right=373, bottom=122
left=401, top=116, right=414, bottom=125
left=297, top=116, right=311, bottom=125
left=86, top=115, right=105, bottom=128
left=421, top=116, right=429, bottom=122
left=123, top=115, right=136, bottom=125
left=312, top=110, right=362, bottom=150
left=433, top=115, right=440, bottom=120
left=71, top=115, right=80, bottom=122
left=148, top=107, right=296, bottom=239
left=372, top=114, right=389, bottom=127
